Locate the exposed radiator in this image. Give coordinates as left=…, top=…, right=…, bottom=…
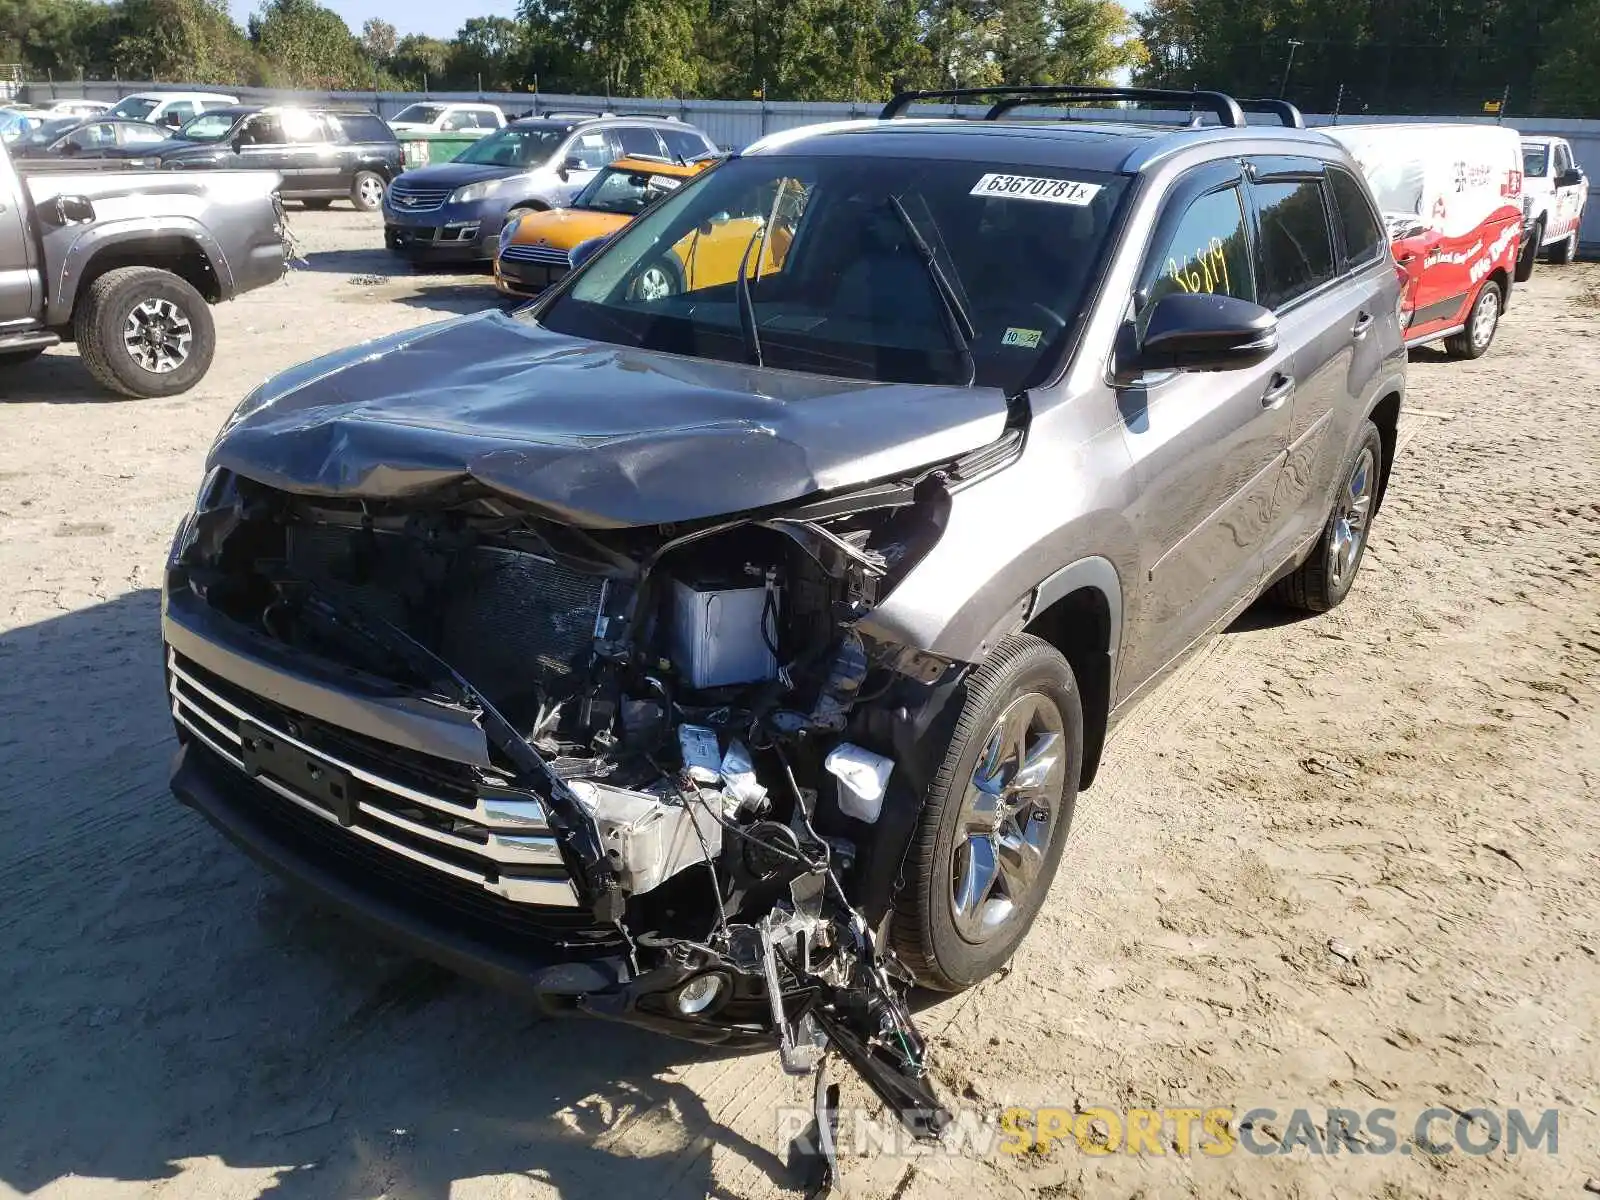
left=286, top=525, right=607, bottom=704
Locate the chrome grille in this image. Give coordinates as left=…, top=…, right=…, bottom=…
left=386, top=182, right=452, bottom=212
left=167, top=648, right=580, bottom=908
left=500, top=243, right=572, bottom=267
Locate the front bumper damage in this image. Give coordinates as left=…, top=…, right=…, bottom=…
left=160, top=471, right=979, bottom=1141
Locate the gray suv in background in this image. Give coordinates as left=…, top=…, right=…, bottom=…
left=383, top=113, right=718, bottom=260
left=161, top=86, right=1404, bottom=1130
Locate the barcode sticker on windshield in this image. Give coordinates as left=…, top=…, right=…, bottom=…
left=970, top=174, right=1102, bottom=206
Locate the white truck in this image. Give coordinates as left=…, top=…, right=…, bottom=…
left=1518, top=135, right=1586, bottom=275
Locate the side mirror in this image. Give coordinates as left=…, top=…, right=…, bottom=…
left=59, top=140, right=81, bottom=156
left=569, top=234, right=611, bottom=272
left=230, top=133, right=245, bottom=153
left=1556, top=167, right=1584, bottom=188
left=1132, top=292, right=1277, bottom=373
left=47, top=194, right=96, bottom=226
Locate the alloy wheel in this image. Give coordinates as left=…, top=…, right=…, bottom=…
left=122, top=298, right=193, bottom=374
left=1328, top=446, right=1375, bottom=590
left=634, top=266, right=675, bottom=302
left=359, top=175, right=385, bottom=208
left=1470, top=285, right=1500, bottom=351
left=950, top=691, right=1066, bottom=942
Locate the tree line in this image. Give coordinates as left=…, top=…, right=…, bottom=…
left=1134, top=0, right=1600, bottom=117
left=1, top=0, right=1142, bottom=99
left=5, top=0, right=1597, bottom=114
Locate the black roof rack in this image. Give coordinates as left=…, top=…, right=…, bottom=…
left=881, top=85, right=1247, bottom=128
left=1235, top=98, right=1305, bottom=128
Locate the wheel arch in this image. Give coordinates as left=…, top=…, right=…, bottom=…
left=51, top=225, right=226, bottom=327
left=1020, top=556, right=1121, bottom=792
left=1365, top=389, right=1402, bottom=513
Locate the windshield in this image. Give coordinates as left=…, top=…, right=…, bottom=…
left=535, top=154, right=1126, bottom=389
left=392, top=104, right=446, bottom=125
left=178, top=112, right=239, bottom=142
left=108, top=96, right=159, bottom=121
left=577, top=165, right=686, bottom=215
left=454, top=124, right=567, bottom=168
left=1522, top=143, right=1549, bottom=177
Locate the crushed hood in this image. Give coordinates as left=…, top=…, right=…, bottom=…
left=209, top=313, right=1010, bottom=529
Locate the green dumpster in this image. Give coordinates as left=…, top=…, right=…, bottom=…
left=400, top=132, right=487, bottom=170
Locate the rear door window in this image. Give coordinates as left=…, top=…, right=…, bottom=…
left=1327, top=167, right=1386, bottom=267
left=615, top=125, right=666, bottom=159
left=662, top=127, right=714, bottom=161
left=1252, top=177, right=1337, bottom=309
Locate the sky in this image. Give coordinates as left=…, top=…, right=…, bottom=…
left=227, top=0, right=522, bottom=40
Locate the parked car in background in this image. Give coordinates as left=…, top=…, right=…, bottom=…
left=384, top=113, right=718, bottom=260
left=1325, top=123, right=1522, bottom=358
left=162, top=87, right=1405, bottom=1126
left=40, top=98, right=112, bottom=119
left=387, top=102, right=506, bottom=135
left=494, top=154, right=724, bottom=296
left=1520, top=135, right=1587, bottom=268
left=0, top=136, right=285, bottom=396
left=107, top=91, right=239, bottom=130
left=154, top=106, right=402, bottom=211
left=0, top=108, right=41, bottom=143
left=10, top=118, right=173, bottom=161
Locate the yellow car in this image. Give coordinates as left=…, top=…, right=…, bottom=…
left=495, top=155, right=790, bottom=298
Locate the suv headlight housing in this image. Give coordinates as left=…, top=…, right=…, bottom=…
left=450, top=178, right=509, bottom=205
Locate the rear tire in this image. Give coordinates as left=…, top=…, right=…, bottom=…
left=350, top=171, right=386, bottom=212
left=1444, top=278, right=1501, bottom=359
left=74, top=267, right=214, bottom=398
left=1549, top=230, right=1578, bottom=265
left=1514, top=222, right=1541, bottom=282
left=890, top=634, right=1081, bottom=992
left=1269, top=421, right=1383, bottom=613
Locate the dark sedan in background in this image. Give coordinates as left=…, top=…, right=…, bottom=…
left=9, top=117, right=174, bottom=161
left=151, top=106, right=403, bottom=211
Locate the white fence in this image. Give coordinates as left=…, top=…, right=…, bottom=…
left=19, top=80, right=1600, bottom=252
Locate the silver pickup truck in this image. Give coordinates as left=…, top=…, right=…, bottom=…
left=0, top=143, right=286, bottom=397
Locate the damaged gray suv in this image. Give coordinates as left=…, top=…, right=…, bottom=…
left=162, top=86, right=1405, bottom=1133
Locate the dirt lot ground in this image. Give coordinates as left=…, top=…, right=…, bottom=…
left=1, top=208, right=1597, bottom=1200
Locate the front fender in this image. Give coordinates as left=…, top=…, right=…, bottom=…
left=47, top=216, right=230, bottom=326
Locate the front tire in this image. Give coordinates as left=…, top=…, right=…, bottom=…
left=1445, top=278, right=1501, bottom=359
left=890, top=634, right=1081, bottom=992
left=1515, top=222, right=1541, bottom=282
left=1270, top=421, right=1383, bottom=613
left=350, top=171, right=386, bottom=212
left=74, top=267, right=215, bottom=398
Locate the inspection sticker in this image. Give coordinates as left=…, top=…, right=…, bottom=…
left=970, top=174, right=1102, bottom=206
left=1001, top=327, right=1043, bottom=348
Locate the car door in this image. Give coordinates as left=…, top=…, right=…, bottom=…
left=1116, top=162, right=1295, bottom=690
left=0, top=145, right=40, bottom=328
left=1254, top=159, right=1387, bottom=573
left=1553, top=142, right=1585, bottom=239
left=235, top=113, right=295, bottom=187
left=556, top=127, right=620, bottom=204
left=113, top=121, right=171, bottom=161
left=284, top=111, right=342, bottom=193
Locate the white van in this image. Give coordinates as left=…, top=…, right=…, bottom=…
left=1324, top=123, right=1524, bottom=357
left=1520, top=135, right=1587, bottom=267
left=107, top=91, right=239, bottom=130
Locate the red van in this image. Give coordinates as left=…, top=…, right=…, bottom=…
left=1325, top=123, right=1523, bottom=358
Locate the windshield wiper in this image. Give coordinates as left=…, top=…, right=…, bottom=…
left=735, top=225, right=766, bottom=367
left=885, top=195, right=977, bottom=385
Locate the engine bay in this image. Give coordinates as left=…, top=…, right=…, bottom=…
left=171, top=468, right=962, bottom=1136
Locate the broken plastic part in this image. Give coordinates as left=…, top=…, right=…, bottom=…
left=678, top=723, right=722, bottom=784
left=825, top=743, right=894, bottom=824
left=568, top=779, right=723, bottom=896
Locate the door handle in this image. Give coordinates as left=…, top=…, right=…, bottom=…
left=1352, top=311, right=1374, bottom=338
left=1261, top=373, right=1296, bottom=409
